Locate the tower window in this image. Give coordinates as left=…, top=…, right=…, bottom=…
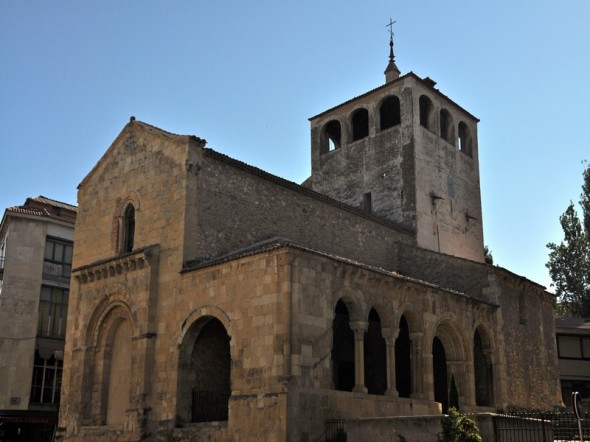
left=322, top=120, right=342, bottom=153
left=419, top=95, right=433, bottom=130
left=380, top=96, right=401, bottom=130
left=440, top=109, right=454, bottom=143
left=123, top=204, right=135, bottom=253
left=458, top=122, right=472, bottom=157
left=351, top=108, right=369, bottom=141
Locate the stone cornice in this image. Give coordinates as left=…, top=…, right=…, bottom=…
left=73, top=244, right=159, bottom=284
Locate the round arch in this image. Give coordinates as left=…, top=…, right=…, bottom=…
left=176, top=314, right=232, bottom=424
left=332, top=286, right=364, bottom=323
left=430, top=316, right=469, bottom=413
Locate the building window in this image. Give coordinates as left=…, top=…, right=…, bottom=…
left=123, top=204, right=135, bottom=253
left=557, top=335, right=590, bottom=360
left=38, top=286, right=69, bottom=339
left=44, top=238, right=73, bottom=278
left=351, top=108, right=369, bottom=141
left=440, top=109, right=454, bottom=143
left=30, top=350, right=63, bottom=405
left=322, top=120, right=342, bottom=153
left=380, top=96, right=401, bottom=130
left=419, top=95, right=433, bottom=130
left=458, top=122, right=473, bottom=157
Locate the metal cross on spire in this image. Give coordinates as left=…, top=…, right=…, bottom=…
left=386, top=18, right=396, bottom=62
left=386, top=18, right=396, bottom=39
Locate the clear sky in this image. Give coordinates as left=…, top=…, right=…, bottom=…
left=1, top=1, right=589, bottom=290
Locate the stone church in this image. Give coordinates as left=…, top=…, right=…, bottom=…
left=58, top=38, right=561, bottom=441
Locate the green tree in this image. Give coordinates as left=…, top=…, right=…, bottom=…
left=438, top=408, right=482, bottom=442
left=546, top=163, right=590, bottom=317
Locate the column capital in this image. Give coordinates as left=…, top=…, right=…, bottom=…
left=349, top=321, right=369, bottom=334
left=381, top=327, right=400, bottom=341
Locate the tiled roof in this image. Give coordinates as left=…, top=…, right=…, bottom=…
left=4, top=195, right=77, bottom=225
left=182, top=236, right=498, bottom=307
left=309, top=71, right=479, bottom=122
left=26, top=196, right=77, bottom=212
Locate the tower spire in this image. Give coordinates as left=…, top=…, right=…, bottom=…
left=385, top=18, right=400, bottom=83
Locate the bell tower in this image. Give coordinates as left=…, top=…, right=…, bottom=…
left=306, top=25, right=485, bottom=262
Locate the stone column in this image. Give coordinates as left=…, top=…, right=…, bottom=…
left=382, top=327, right=399, bottom=397
left=350, top=321, right=368, bottom=394
left=410, top=332, right=426, bottom=399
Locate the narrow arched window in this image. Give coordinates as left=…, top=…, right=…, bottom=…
left=458, top=122, right=472, bottom=157
left=322, top=120, right=342, bottom=153
left=380, top=96, right=401, bottom=130
left=351, top=108, right=369, bottom=141
left=123, top=204, right=135, bottom=253
left=440, top=109, right=454, bottom=143
left=419, top=95, right=433, bottom=130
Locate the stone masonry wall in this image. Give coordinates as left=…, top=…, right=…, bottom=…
left=193, top=151, right=414, bottom=271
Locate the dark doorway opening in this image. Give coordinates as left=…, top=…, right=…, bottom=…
left=433, top=336, right=448, bottom=413
left=364, top=308, right=387, bottom=395
left=395, top=315, right=412, bottom=397
left=332, top=300, right=355, bottom=391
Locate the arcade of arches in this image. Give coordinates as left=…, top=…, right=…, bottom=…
left=331, top=297, right=496, bottom=412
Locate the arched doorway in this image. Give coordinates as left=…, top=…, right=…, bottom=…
left=432, top=336, right=448, bottom=413
left=395, top=315, right=412, bottom=397
left=106, top=319, right=132, bottom=425
left=364, top=308, right=386, bottom=395
left=332, top=300, right=355, bottom=391
left=177, top=317, right=231, bottom=423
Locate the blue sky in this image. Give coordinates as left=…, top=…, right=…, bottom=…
left=1, top=1, right=589, bottom=289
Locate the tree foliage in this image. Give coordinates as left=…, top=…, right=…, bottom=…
left=438, top=407, right=482, bottom=442
left=546, top=163, right=590, bottom=317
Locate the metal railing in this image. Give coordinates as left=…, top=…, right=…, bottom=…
left=494, top=411, right=589, bottom=442
left=325, top=419, right=347, bottom=441
left=191, top=390, right=230, bottom=423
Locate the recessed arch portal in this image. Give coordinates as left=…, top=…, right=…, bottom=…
left=177, top=316, right=231, bottom=423
left=106, top=319, right=132, bottom=425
